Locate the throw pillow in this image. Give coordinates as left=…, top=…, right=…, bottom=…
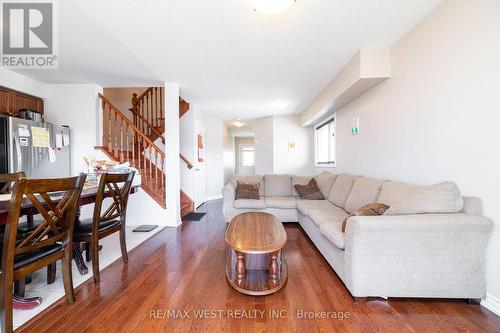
left=294, top=179, right=325, bottom=200
left=236, top=181, right=260, bottom=200
left=342, top=203, right=390, bottom=232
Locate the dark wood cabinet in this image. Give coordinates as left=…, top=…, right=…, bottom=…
left=0, top=86, right=44, bottom=116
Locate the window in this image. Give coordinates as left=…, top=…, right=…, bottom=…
left=315, top=115, right=335, bottom=167
left=241, top=146, right=255, bottom=167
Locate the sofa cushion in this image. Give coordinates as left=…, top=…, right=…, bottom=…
left=308, top=209, right=349, bottom=227
left=344, top=177, right=387, bottom=214
left=328, top=174, right=358, bottom=208
left=319, top=221, right=345, bottom=249
left=265, top=197, right=297, bottom=209
left=231, top=175, right=264, bottom=196
left=378, top=181, right=464, bottom=215
left=296, top=200, right=342, bottom=216
left=234, top=199, right=266, bottom=209
left=235, top=181, right=260, bottom=200
left=264, top=174, right=293, bottom=197
left=316, top=172, right=337, bottom=198
left=294, top=179, right=325, bottom=200
left=292, top=175, right=314, bottom=196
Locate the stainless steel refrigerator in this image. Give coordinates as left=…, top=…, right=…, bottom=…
left=0, top=115, right=71, bottom=178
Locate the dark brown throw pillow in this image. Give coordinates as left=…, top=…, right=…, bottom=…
left=294, top=178, right=325, bottom=200
left=235, top=181, right=260, bottom=200
left=342, top=203, right=390, bottom=232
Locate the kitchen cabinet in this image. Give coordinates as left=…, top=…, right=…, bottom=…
left=0, top=86, right=44, bottom=116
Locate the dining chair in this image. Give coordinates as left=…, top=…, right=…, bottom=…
left=0, top=173, right=25, bottom=195
left=73, top=172, right=135, bottom=285
left=0, top=174, right=86, bottom=333
left=0, top=173, right=33, bottom=296
left=0, top=172, right=59, bottom=297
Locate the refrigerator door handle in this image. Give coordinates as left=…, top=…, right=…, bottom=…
left=13, top=135, right=23, bottom=172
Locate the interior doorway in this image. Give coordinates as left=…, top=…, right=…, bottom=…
left=239, top=144, right=255, bottom=175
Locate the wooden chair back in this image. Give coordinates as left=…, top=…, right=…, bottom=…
left=92, top=172, right=135, bottom=228
left=3, top=174, right=86, bottom=258
left=0, top=172, right=25, bottom=194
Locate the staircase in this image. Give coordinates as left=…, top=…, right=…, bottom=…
left=97, top=93, right=166, bottom=207
left=96, top=88, right=195, bottom=217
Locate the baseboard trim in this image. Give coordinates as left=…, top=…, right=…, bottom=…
left=481, top=293, right=500, bottom=317
left=206, top=194, right=223, bottom=201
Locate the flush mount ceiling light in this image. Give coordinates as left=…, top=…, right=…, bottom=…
left=273, top=100, right=291, bottom=109
left=233, top=121, right=246, bottom=128
left=254, top=0, right=296, bottom=16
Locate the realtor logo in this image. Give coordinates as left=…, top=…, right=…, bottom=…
left=1, top=0, right=58, bottom=68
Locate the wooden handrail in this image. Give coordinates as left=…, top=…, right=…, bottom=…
left=99, top=93, right=164, bottom=157
left=180, top=154, right=193, bottom=169
left=129, top=108, right=165, bottom=144
left=136, top=87, right=154, bottom=101
left=131, top=87, right=164, bottom=144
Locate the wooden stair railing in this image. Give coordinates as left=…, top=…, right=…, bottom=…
left=180, top=154, right=193, bottom=170
left=98, top=93, right=166, bottom=208
left=131, top=87, right=164, bottom=144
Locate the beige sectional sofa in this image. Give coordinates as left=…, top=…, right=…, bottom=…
left=222, top=173, right=493, bottom=300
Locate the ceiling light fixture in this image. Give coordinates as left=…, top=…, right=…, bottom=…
left=233, top=121, right=246, bottom=128
left=273, top=100, right=291, bottom=109
left=254, top=0, right=296, bottom=16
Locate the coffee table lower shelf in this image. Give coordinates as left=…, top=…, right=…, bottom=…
left=225, top=249, right=288, bottom=296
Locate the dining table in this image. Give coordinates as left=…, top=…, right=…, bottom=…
left=0, top=181, right=139, bottom=310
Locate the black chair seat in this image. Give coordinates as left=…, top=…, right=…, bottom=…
left=0, top=243, right=62, bottom=271
left=74, top=218, right=121, bottom=237
left=17, top=218, right=44, bottom=237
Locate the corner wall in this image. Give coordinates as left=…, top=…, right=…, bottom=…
left=254, top=115, right=314, bottom=176
left=273, top=115, right=314, bottom=175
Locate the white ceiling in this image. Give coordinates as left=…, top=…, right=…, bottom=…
left=17, top=0, right=444, bottom=120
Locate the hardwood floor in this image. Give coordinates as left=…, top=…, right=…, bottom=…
left=18, top=200, right=500, bottom=332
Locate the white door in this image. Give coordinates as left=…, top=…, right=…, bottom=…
left=239, top=144, right=255, bottom=175
left=194, top=121, right=207, bottom=208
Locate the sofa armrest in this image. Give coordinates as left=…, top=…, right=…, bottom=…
left=343, top=214, right=493, bottom=298
left=222, top=183, right=235, bottom=200
left=222, top=182, right=236, bottom=207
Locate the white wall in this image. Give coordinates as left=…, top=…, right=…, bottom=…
left=179, top=108, right=196, bottom=199
left=45, top=84, right=106, bottom=174
left=223, top=124, right=235, bottom=184
left=254, top=116, right=274, bottom=174
left=205, top=115, right=224, bottom=200
left=273, top=115, right=314, bottom=175
left=312, top=0, right=500, bottom=311
left=163, top=82, right=181, bottom=225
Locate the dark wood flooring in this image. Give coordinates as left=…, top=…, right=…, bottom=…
left=18, top=200, right=500, bottom=332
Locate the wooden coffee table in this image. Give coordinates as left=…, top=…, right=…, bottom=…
left=225, top=212, right=288, bottom=296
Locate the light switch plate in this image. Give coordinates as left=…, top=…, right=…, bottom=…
left=351, top=116, right=360, bottom=135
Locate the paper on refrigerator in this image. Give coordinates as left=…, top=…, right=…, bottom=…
left=31, top=126, right=50, bottom=148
